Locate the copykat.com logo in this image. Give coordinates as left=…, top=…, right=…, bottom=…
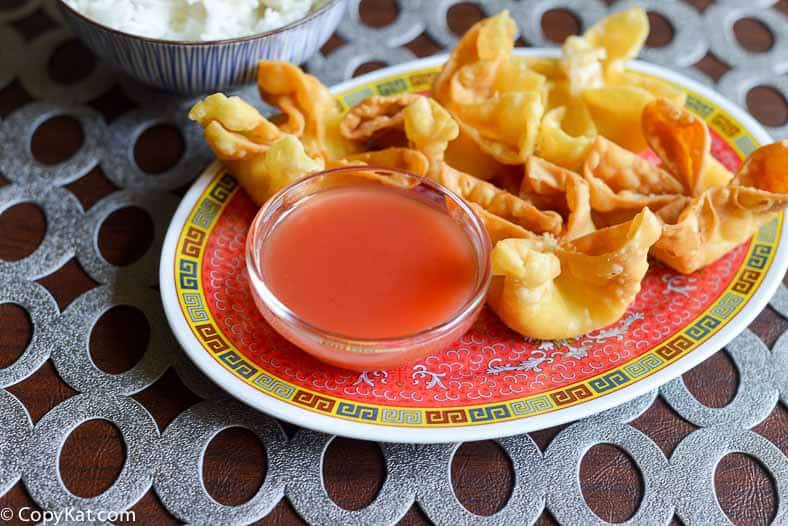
left=1, top=507, right=136, bottom=524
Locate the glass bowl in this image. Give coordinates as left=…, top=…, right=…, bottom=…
left=245, top=166, right=492, bottom=371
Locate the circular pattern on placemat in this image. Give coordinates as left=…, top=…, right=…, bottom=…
left=22, top=394, right=159, bottom=512
left=0, top=101, right=106, bottom=186
left=51, top=286, right=176, bottom=395
left=19, top=28, right=115, bottom=105
left=0, top=1, right=786, bottom=524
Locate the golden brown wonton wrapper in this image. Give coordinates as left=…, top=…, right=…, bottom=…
left=434, top=162, right=562, bottom=236
left=223, top=135, right=324, bottom=205
left=734, top=140, right=788, bottom=192
left=653, top=141, right=788, bottom=274
left=523, top=157, right=595, bottom=240
left=432, top=11, right=547, bottom=165
left=552, top=7, right=685, bottom=153
left=583, top=135, right=684, bottom=214
left=488, top=208, right=661, bottom=340
left=433, top=11, right=516, bottom=103
left=402, top=97, right=459, bottom=166
left=189, top=93, right=324, bottom=205
left=535, top=106, right=594, bottom=173
left=470, top=203, right=536, bottom=244
left=338, top=95, right=458, bottom=176
left=642, top=98, right=733, bottom=195
left=339, top=93, right=421, bottom=141
left=189, top=93, right=282, bottom=159
left=257, top=61, right=358, bottom=160
left=443, top=128, right=511, bottom=180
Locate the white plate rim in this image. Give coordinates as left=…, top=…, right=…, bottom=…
left=160, top=49, right=786, bottom=443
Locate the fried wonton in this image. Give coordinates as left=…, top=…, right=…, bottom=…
left=224, top=135, right=324, bottom=205
left=522, top=157, right=596, bottom=240
left=432, top=11, right=548, bottom=165
left=608, top=70, right=686, bottom=108
left=257, top=61, right=358, bottom=160
left=535, top=106, right=595, bottom=172
left=470, top=203, right=536, bottom=244
left=402, top=97, right=459, bottom=165
left=561, top=35, right=606, bottom=95
left=581, top=85, right=656, bottom=152
left=459, top=92, right=545, bottom=164
left=189, top=93, right=282, bottom=159
left=642, top=98, right=733, bottom=195
left=734, top=141, right=788, bottom=192
left=488, top=208, right=661, bottom=339
left=339, top=93, right=421, bottom=142
left=433, top=11, right=516, bottom=103
left=434, top=163, right=563, bottom=236
left=583, top=135, right=684, bottom=213
left=582, top=7, right=649, bottom=74
left=653, top=141, right=788, bottom=274
left=189, top=93, right=324, bottom=205
left=554, top=8, right=686, bottom=152
left=338, top=95, right=459, bottom=177
left=444, top=128, right=511, bottom=180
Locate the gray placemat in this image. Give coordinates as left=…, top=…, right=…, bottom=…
left=1, top=1, right=787, bottom=525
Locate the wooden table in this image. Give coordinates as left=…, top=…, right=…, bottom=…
left=0, top=1, right=786, bottom=524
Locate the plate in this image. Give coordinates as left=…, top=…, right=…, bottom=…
left=160, top=50, right=787, bottom=443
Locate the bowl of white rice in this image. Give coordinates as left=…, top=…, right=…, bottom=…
left=57, top=0, right=348, bottom=95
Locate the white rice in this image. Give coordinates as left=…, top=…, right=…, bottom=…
left=63, top=0, right=321, bottom=41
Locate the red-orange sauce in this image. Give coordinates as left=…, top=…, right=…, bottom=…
left=262, top=185, right=478, bottom=339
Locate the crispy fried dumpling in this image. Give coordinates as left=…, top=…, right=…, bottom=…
left=433, top=11, right=516, bottom=103
left=583, top=136, right=683, bottom=212
left=642, top=98, right=708, bottom=195
left=583, top=7, right=649, bottom=73
left=339, top=93, right=421, bottom=141
left=493, top=57, right=550, bottom=99
left=608, top=70, right=686, bottom=108
left=402, top=97, right=459, bottom=164
left=444, top=127, right=510, bottom=180
left=488, top=208, right=661, bottom=340
left=523, top=157, right=596, bottom=240
left=652, top=141, right=788, bottom=274
left=433, top=11, right=547, bottom=165
left=457, top=92, right=545, bottom=164
left=190, top=94, right=323, bottom=204
left=653, top=186, right=787, bottom=274
left=257, top=61, right=358, bottom=160
left=434, top=163, right=563, bottom=236
left=336, top=96, right=458, bottom=179
left=554, top=8, right=684, bottom=152
left=338, top=96, right=458, bottom=177
left=582, top=85, right=656, bottom=152
left=469, top=203, right=535, bottom=244
left=224, top=135, right=324, bottom=205
left=734, top=140, right=788, bottom=192
left=535, top=106, right=595, bottom=172
left=561, top=35, right=605, bottom=95
left=189, top=93, right=282, bottom=159
left=642, top=98, right=732, bottom=195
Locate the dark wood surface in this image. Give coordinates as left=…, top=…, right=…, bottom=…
left=1, top=1, right=787, bottom=524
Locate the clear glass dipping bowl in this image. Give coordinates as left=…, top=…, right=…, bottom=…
left=245, top=166, right=492, bottom=371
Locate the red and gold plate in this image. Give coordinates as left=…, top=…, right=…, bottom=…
left=160, top=52, right=787, bottom=442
